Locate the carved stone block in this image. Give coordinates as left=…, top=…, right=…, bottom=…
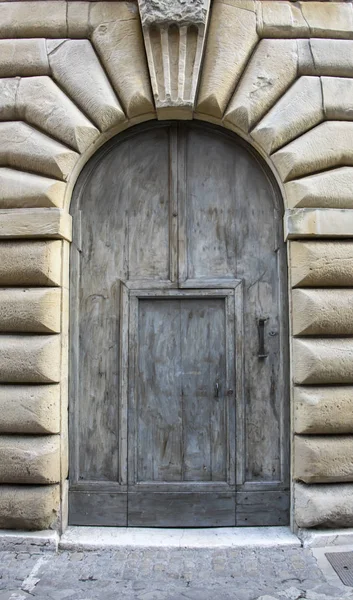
left=138, top=0, right=211, bottom=118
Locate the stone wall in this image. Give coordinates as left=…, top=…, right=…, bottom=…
left=1, top=0, right=353, bottom=530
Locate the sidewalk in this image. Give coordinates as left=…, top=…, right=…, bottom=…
left=1, top=542, right=353, bottom=600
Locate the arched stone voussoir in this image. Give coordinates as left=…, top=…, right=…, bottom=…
left=224, top=39, right=298, bottom=134
left=0, top=78, right=18, bottom=121
left=17, top=77, right=99, bottom=154
left=251, top=77, right=323, bottom=156
left=272, top=122, right=353, bottom=183
left=91, top=2, right=155, bottom=120
left=196, top=0, right=258, bottom=119
left=285, top=167, right=353, bottom=210
left=0, top=168, right=65, bottom=209
left=47, top=39, right=126, bottom=133
left=0, top=122, right=79, bottom=181
left=0, top=39, right=49, bottom=78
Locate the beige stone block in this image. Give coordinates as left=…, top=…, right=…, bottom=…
left=67, top=1, right=90, bottom=38
left=257, top=1, right=308, bottom=38
left=0, top=78, right=17, bottom=121
left=299, top=39, right=353, bottom=78
left=48, top=39, right=125, bottom=132
left=299, top=2, right=353, bottom=39
left=322, top=77, right=353, bottom=121
left=0, top=384, right=60, bottom=434
left=0, top=168, right=66, bottom=209
left=295, top=435, right=353, bottom=484
left=196, top=1, right=258, bottom=118
left=293, top=338, right=353, bottom=385
left=252, top=77, right=323, bottom=155
left=224, top=39, right=297, bottom=133
left=0, top=39, right=49, bottom=78
left=89, top=1, right=138, bottom=29
left=294, top=481, right=353, bottom=528
left=290, top=241, right=353, bottom=288
left=17, top=77, right=99, bottom=153
left=0, top=435, right=60, bottom=484
left=0, top=122, right=79, bottom=182
left=0, top=288, right=61, bottom=334
left=285, top=167, right=353, bottom=210
left=285, top=208, right=353, bottom=240
left=0, top=335, right=61, bottom=383
left=0, top=240, right=62, bottom=286
left=294, top=386, right=353, bottom=435
left=92, top=4, right=154, bottom=119
left=292, top=289, right=353, bottom=337
left=0, top=2, right=66, bottom=38
left=0, top=484, right=59, bottom=530
left=272, top=122, right=353, bottom=183
left=0, top=209, right=72, bottom=242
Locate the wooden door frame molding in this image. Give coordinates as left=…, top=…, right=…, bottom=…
left=0, top=1, right=353, bottom=532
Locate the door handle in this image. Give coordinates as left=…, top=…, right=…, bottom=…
left=258, top=318, right=268, bottom=359
left=215, top=382, right=219, bottom=399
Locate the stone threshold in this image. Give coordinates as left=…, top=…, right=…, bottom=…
left=0, top=526, right=301, bottom=552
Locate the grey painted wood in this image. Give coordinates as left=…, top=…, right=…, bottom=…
left=69, top=121, right=288, bottom=527
left=69, top=491, right=127, bottom=526
left=236, top=491, right=290, bottom=526
left=129, top=492, right=235, bottom=527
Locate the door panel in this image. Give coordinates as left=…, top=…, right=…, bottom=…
left=69, top=122, right=289, bottom=527
left=134, top=297, right=228, bottom=485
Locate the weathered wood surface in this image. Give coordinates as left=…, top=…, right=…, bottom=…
left=69, top=122, right=288, bottom=527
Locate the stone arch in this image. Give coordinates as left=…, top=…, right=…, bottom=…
left=1, top=0, right=353, bottom=532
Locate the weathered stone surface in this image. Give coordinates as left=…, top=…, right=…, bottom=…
left=257, top=1, right=308, bottom=38
left=0, top=39, right=49, bottom=77
left=292, top=289, right=353, bottom=336
left=139, top=2, right=210, bottom=119
left=0, top=208, right=72, bottom=241
left=0, top=78, right=18, bottom=121
left=67, top=1, right=90, bottom=38
left=285, top=208, right=353, bottom=240
left=299, top=39, right=353, bottom=77
left=273, top=122, right=353, bottom=182
left=0, top=288, right=61, bottom=334
left=0, top=384, right=60, bottom=434
left=197, top=0, right=258, bottom=118
left=92, top=3, right=154, bottom=119
left=252, top=77, right=323, bottom=155
left=299, top=2, right=353, bottom=39
left=0, top=168, right=66, bottom=209
left=224, top=39, right=297, bottom=133
left=48, top=39, right=125, bottom=132
left=0, top=122, right=79, bottom=181
left=295, top=435, right=353, bottom=484
left=285, top=167, right=353, bottom=210
left=138, top=0, right=208, bottom=26
left=17, top=77, right=99, bottom=153
left=0, top=1, right=67, bottom=38
left=0, top=240, right=62, bottom=286
left=0, top=484, right=59, bottom=530
left=290, top=241, right=353, bottom=288
left=0, top=435, right=60, bottom=484
left=294, top=386, right=353, bottom=435
left=293, top=338, right=353, bottom=385
left=322, top=76, right=353, bottom=121
left=294, top=481, right=353, bottom=528
left=0, top=335, right=61, bottom=383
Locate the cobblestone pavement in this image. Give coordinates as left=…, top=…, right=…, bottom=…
left=0, top=547, right=353, bottom=600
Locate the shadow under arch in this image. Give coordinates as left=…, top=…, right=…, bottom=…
left=68, top=119, right=290, bottom=528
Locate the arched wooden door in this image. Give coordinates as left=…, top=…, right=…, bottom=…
left=69, top=122, right=289, bottom=527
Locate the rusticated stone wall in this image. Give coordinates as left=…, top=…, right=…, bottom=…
left=1, top=0, right=353, bottom=531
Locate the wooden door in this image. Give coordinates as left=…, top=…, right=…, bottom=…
left=69, top=122, right=289, bottom=527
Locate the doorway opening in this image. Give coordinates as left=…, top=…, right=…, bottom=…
left=69, top=121, right=289, bottom=527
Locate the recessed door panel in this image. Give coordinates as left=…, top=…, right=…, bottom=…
left=128, top=291, right=236, bottom=527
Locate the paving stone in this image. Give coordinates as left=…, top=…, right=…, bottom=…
left=0, top=547, right=350, bottom=600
